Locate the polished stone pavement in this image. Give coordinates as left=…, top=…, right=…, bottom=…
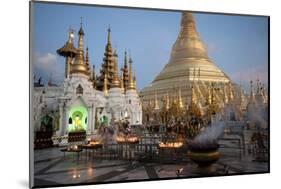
left=33, top=141, right=269, bottom=187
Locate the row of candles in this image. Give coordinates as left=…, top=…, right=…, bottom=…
left=67, top=138, right=183, bottom=149
left=158, top=141, right=183, bottom=148
left=116, top=135, right=139, bottom=143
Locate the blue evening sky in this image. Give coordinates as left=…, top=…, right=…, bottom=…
left=31, top=2, right=268, bottom=91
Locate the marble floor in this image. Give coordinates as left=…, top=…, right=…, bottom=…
left=33, top=144, right=269, bottom=187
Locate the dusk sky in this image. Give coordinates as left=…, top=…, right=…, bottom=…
left=31, top=2, right=268, bottom=92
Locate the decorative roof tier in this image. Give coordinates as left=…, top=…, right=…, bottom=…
left=96, top=27, right=115, bottom=90
left=57, top=29, right=77, bottom=57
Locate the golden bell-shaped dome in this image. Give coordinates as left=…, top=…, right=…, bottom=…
left=141, top=12, right=230, bottom=105
left=71, top=24, right=89, bottom=76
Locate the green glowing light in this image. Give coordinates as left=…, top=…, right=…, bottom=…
left=67, top=106, right=88, bottom=132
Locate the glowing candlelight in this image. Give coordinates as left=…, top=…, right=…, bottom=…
left=159, top=141, right=183, bottom=148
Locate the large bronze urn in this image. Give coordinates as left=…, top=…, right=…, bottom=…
left=187, top=140, right=220, bottom=167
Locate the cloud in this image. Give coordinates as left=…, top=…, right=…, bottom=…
left=32, top=52, right=64, bottom=85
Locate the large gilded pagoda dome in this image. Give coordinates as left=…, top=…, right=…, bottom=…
left=141, top=12, right=231, bottom=104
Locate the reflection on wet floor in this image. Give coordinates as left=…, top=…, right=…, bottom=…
left=33, top=145, right=268, bottom=187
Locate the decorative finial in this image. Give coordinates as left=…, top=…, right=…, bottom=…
left=107, top=25, right=111, bottom=43
left=68, top=26, right=75, bottom=43
left=128, top=49, right=133, bottom=64
left=78, top=17, right=85, bottom=36
left=124, top=50, right=128, bottom=67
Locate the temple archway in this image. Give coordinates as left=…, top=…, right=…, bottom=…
left=67, top=106, right=88, bottom=132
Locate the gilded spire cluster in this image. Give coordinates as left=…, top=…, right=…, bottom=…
left=95, top=28, right=138, bottom=93
left=57, top=19, right=138, bottom=95
left=96, top=26, right=115, bottom=90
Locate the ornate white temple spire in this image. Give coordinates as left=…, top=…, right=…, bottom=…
left=111, top=49, right=120, bottom=88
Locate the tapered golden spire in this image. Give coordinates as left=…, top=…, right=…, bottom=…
left=120, top=70, right=125, bottom=94
left=224, top=85, right=228, bottom=104
left=207, top=86, right=211, bottom=105
left=122, top=51, right=129, bottom=91
left=92, top=65, right=96, bottom=89
left=133, top=70, right=137, bottom=89
left=112, top=49, right=120, bottom=88
left=103, top=73, right=108, bottom=96
left=71, top=18, right=88, bottom=76
left=154, top=92, right=159, bottom=110
left=128, top=56, right=135, bottom=90
left=178, top=88, right=184, bottom=109
left=170, top=12, right=209, bottom=63
left=96, top=26, right=114, bottom=90
left=239, top=85, right=245, bottom=104
left=148, top=99, right=153, bottom=110
left=165, top=92, right=170, bottom=110
left=191, top=85, right=197, bottom=104
left=188, top=84, right=201, bottom=117
left=229, top=87, right=234, bottom=102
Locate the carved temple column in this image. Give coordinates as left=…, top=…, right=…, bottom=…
left=87, top=104, right=93, bottom=134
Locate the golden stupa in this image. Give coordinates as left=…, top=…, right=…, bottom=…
left=141, top=12, right=231, bottom=108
